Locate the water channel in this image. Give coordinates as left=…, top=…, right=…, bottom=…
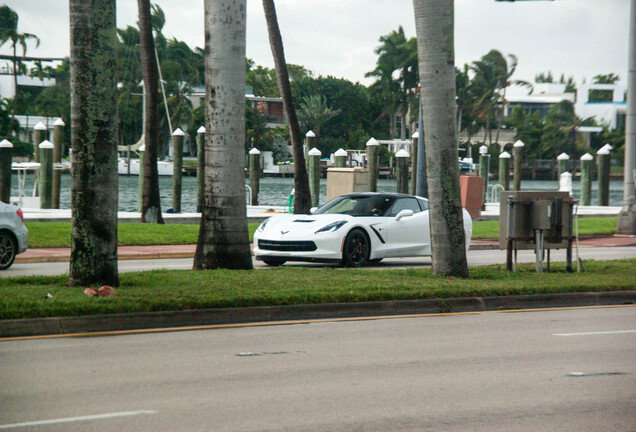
left=10, top=174, right=626, bottom=213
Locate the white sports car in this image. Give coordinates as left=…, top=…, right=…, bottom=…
left=253, top=192, right=472, bottom=267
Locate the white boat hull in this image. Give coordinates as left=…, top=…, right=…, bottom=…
left=118, top=159, right=175, bottom=176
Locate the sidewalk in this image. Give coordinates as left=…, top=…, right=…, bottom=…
left=15, top=236, right=636, bottom=264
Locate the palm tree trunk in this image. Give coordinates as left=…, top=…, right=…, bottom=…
left=389, top=112, right=396, bottom=139
left=8, top=45, right=18, bottom=135
left=495, top=87, right=506, bottom=145
left=137, top=0, right=164, bottom=224
left=315, top=127, right=321, bottom=151
left=262, top=0, right=311, bottom=213
left=413, top=0, right=468, bottom=277
left=400, top=104, right=407, bottom=139
left=193, top=0, right=253, bottom=270
left=68, top=0, right=119, bottom=286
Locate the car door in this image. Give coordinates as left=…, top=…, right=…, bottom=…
left=384, top=197, right=430, bottom=257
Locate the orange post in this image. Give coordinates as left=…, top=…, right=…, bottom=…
left=460, top=175, right=484, bottom=219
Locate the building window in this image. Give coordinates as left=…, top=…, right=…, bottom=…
left=509, top=102, right=551, bottom=119
left=616, top=113, right=626, bottom=130
left=588, top=89, right=613, bottom=103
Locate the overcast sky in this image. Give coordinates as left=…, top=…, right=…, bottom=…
left=1, top=0, right=630, bottom=91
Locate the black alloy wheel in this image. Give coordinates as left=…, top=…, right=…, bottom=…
left=0, top=231, right=17, bottom=270
left=342, top=229, right=369, bottom=267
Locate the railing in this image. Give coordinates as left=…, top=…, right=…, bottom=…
left=487, top=184, right=504, bottom=204
left=245, top=184, right=252, bottom=206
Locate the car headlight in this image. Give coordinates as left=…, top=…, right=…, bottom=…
left=258, top=218, right=271, bottom=232
left=315, top=220, right=347, bottom=234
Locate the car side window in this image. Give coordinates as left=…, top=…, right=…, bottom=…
left=388, top=198, right=421, bottom=217
left=357, top=196, right=394, bottom=216
left=417, top=197, right=429, bottom=211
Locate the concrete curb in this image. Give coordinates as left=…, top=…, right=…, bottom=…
left=1, top=291, right=634, bottom=338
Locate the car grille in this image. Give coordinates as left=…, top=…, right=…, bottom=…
left=258, top=240, right=317, bottom=252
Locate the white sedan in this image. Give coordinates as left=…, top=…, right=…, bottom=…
left=253, top=192, right=472, bottom=267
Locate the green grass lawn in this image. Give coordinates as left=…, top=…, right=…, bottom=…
left=1, top=259, right=634, bottom=320
left=24, top=217, right=618, bottom=248
left=25, top=222, right=260, bottom=248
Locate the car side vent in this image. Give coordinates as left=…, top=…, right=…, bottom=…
left=293, top=219, right=315, bottom=223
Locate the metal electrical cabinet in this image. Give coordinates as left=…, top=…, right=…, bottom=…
left=498, top=191, right=577, bottom=272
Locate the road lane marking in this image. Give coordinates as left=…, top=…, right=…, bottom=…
left=567, top=372, right=628, bottom=377
left=0, top=410, right=156, bottom=429
left=554, top=330, right=636, bottom=337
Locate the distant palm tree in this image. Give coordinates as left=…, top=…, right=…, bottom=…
left=542, top=100, right=589, bottom=157
left=0, top=5, right=40, bottom=135
left=366, top=26, right=415, bottom=139
left=165, top=82, right=194, bottom=134
left=413, top=0, right=468, bottom=278
left=471, top=50, right=531, bottom=145
left=298, top=94, right=339, bottom=151
left=193, top=0, right=253, bottom=270
left=491, top=52, right=532, bottom=144
left=262, top=0, right=311, bottom=214
left=137, top=0, right=164, bottom=223
left=366, top=63, right=401, bottom=138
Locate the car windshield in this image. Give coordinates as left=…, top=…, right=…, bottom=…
left=313, top=195, right=395, bottom=217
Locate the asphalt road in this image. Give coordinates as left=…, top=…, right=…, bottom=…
left=1, top=307, right=635, bottom=431
left=3, top=246, right=635, bottom=276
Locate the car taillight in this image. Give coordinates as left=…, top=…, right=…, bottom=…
left=16, top=208, right=24, bottom=222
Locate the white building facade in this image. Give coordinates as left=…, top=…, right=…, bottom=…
left=506, top=82, right=626, bottom=130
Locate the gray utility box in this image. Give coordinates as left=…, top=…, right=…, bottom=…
left=499, top=191, right=577, bottom=272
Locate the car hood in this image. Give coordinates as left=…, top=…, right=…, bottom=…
left=258, top=213, right=355, bottom=237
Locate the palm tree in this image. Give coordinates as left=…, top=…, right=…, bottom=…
left=535, top=71, right=555, bottom=83
left=398, top=36, right=420, bottom=137
left=116, top=26, right=143, bottom=147
left=366, top=63, right=401, bottom=138
left=137, top=0, right=164, bottom=223
left=455, top=65, right=485, bottom=158
left=592, top=73, right=620, bottom=84
left=413, top=0, right=468, bottom=277
left=68, top=0, right=119, bottom=286
left=470, top=55, right=500, bottom=145
left=0, top=5, right=40, bottom=135
left=298, top=94, right=339, bottom=151
left=193, top=0, right=253, bottom=270
left=165, top=81, right=194, bottom=134
left=262, top=0, right=311, bottom=214
left=542, top=100, right=587, bottom=157
left=366, top=27, right=416, bottom=139
left=471, top=50, right=531, bottom=145
left=490, top=52, right=531, bottom=144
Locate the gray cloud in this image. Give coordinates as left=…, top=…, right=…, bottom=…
left=1, top=0, right=629, bottom=86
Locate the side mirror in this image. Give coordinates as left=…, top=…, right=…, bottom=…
left=310, top=207, right=317, bottom=214
left=394, top=209, right=414, bottom=221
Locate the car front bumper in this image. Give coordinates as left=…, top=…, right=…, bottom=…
left=253, top=231, right=346, bottom=263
